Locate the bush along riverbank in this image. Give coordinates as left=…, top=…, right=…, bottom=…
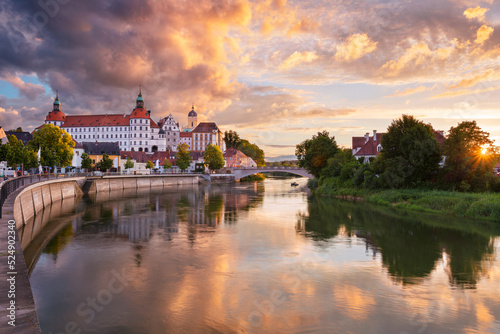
left=239, top=173, right=266, bottom=182
left=310, top=182, right=500, bottom=222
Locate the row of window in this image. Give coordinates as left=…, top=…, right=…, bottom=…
left=64, top=124, right=154, bottom=133
left=194, top=133, right=215, bottom=140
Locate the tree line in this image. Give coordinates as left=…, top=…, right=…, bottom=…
left=297, top=115, right=499, bottom=193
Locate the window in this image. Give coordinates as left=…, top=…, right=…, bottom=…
left=139, top=141, right=142, bottom=145
left=139, top=134, right=142, bottom=138
left=140, top=126, right=142, bottom=130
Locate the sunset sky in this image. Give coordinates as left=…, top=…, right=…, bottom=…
left=1, top=0, right=500, bottom=158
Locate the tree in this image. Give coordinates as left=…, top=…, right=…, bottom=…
left=176, top=143, right=192, bottom=171
left=100, top=153, right=113, bottom=171
left=81, top=153, right=92, bottom=171
left=163, top=159, right=172, bottom=169
left=124, top=157, right=134, bottom=170
left=443, top=121, right=496, bottom=191
left=29, top=124, right=74, bottom=167
left=146, top=160, right=154, bottom=169
left=295, top=131, right=339, bottom=178
left=1, top=135, right=39, bottom=170
left=378, top=115, right=441, bottom=188
left=224, top=130, right=241, bottom=149
left=238, top=139, right=265, bottom=166
left=204, top=144, right=225, bottom=172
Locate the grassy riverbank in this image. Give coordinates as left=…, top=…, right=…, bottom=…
left=315, top=186, right=500, bottom=221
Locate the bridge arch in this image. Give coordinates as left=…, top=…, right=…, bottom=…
left=225, top=167, right=313, bottom=181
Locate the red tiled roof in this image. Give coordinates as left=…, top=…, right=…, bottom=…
left=151, top=120, right=159, bottom=128
left=72, top=139, right=83, bottom=149
left=223, top=147, right=249, bottom=159
left=352, top=137, right=366, bottom=149
left=120, top=151, right=149, bottom=163
left=192, top=122, right=220, bottom=133
left=180, top=132, right=192, bottom=138
left=130, top=107, right=150, bottom=119
left=149, top=151, right=177, bottom=166
left=62, top=114, right=130, bottom=127
left=353, top=133, right=385, bottom=156
left=45, top=110, right=66, bottom=122
left=433, top=130, right=446, bottom=147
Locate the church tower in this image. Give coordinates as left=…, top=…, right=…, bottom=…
left=44, top=92, right=66, bottom=127
left=188, top=104, right=198, bottom=129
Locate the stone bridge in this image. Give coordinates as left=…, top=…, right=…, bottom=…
left=223, top=167, right=313, bottom=180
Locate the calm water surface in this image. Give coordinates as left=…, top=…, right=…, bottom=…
left=27, top=177, right=500, bottom=333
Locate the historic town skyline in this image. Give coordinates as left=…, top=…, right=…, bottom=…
left=1, top=0, right=500, bottom=158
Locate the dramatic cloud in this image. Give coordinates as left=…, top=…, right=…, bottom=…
left=463, top=6, right=489, bottom=21
left=1, top=0, right=500, bottom=156
left=1, top=74, right=45, bottom=100
left=335, top=33, right=378, bottom=62
left=475, top=25, right=494, bottom=44
left=280, top=51, right=318, bottom=70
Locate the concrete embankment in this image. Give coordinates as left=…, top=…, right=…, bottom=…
left=0, top=174, right=200, bottom=333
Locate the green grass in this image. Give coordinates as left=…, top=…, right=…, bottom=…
left=315, top=187, right=500, bottom=222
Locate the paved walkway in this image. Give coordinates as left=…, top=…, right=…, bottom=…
left=0, top=180, right=41, bottom=333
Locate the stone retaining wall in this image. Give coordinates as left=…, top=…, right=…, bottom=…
left=13, top=178, right=84, bottom=230
left=88, top=175, right=200, bottom=193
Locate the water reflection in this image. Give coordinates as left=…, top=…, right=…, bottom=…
left=28, top=178, right=500, bottom=334
left=298, top=197, right=498, bottom=288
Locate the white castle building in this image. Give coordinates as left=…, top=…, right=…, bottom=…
left=43, top=91, right=192, bottom=153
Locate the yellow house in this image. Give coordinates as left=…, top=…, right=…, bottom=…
left=82, top=142, right=121, bottom=171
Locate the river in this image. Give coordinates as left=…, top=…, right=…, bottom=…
left=26, top=177, right=500, bottom=333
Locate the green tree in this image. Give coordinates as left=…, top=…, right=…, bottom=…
left=124, top=157, right=134, bottom=170
left=378, top=115, right=442, bottom=188
left=81, top=153, right=92, bottom=171
left=320, top=148, right=357, bottom=179
left=176, top=143, right=192, bottom=171
left=100, top=153, right=113, bottom=171
left=1, top=135, right=39, bottom=170
left=443, top=121, right=496, bottom=191
left=295, top=131, right=339, bottom=178
left=224, top=130, right=241, bottom=149
left=204, top=144, right=225, bottom=172
left=164, top=159, right=172, bottom=169
left=146, top=160, right=154, bottom=169
left=29, top=124, right=74, bottom=167
left=238, top=140, right=265, bottom=166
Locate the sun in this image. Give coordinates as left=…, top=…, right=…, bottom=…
left=481, top=147, right=488, bottom=155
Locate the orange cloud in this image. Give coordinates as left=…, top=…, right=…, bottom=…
left=280, top=51, right=319, bottom=70
left=463, top=6, right=489, bottom=22
left=448, top=70, right=496, bottom=89
left=335, top=33, right=378, bottom=61
left=379, top=43, right=433, bottom=76
left=475, top=25, right=494, bottom=44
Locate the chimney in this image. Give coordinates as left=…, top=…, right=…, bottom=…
left=365, top=132, right=369, bottom=143
left=123, top=113, right=126, bottom=118
left=373, top=130, right=377, bottom=142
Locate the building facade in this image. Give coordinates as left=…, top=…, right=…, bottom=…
left=223, top=147, right=257, bottom=168
left=158, top=114, right=180, bottom=151
left=191, top=122, right=225, bottom=152
left=44, top=91, right=167, bottom=153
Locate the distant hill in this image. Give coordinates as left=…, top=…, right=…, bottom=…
left=265, top=155, right=297, bottom=162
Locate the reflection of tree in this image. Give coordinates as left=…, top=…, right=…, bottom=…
left=43, top=224, right=74, bottom=261
left=300, top=197, right=497, bottom=288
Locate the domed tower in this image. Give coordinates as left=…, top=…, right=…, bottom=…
left=188, top=104, right=198, bottom=129
left=129, top=87, right=152, bottom=152
left=44, top=92, right=66, bottom=127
